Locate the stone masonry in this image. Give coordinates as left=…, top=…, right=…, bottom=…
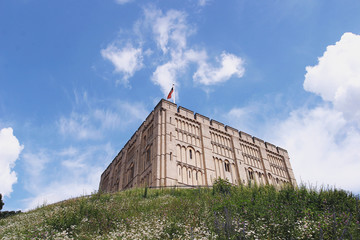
left=99, top=99, right=297, bottom=192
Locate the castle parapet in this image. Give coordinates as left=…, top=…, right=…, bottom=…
left=225, top=125, right=239, bottom=137
left=177, top=106, right=195, bottom=119
left=253, top=137, right=265, bottom=148
left=210, top=119, right=226, bottom=132
left=194, top=113, right=210, bottom=124
left=240, top=131, right=253, bottom=143
left=265, top=142, right=278, bottom=153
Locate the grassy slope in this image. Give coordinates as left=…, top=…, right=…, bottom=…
left=0, top=182, right=359, bottom=239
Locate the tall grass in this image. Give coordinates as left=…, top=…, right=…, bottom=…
left=0, top=181, right=359, bottom=239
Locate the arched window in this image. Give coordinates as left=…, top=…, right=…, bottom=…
left=224, top=161, right=230, bottom=172
left=258, top=172, right=264, bottom=185
left=267, top=173, right=272, bottom=185
left=189, top=149, right=192, bottom=159
left=248, top=168, right=254, bottom=180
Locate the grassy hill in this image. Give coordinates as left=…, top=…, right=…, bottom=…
left=0, top=180, right=359, bottom=239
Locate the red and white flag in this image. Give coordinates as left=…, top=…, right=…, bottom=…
left=167, top=86, right=174, bottom=99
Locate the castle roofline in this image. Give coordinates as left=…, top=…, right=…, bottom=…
left=154, top=98, right=288, bottom=154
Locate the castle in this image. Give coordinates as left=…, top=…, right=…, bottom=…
left=99, top=99, right=297, bottom=192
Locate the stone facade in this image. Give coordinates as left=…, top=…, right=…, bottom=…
left=99, top=99, right=297, bottom=192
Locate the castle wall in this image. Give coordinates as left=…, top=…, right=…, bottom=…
left=99, top=99, right=297, bottom=192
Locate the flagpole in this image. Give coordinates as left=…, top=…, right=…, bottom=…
left=173, top=84, right=176, bottom=104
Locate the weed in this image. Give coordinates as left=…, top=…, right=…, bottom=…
left=1, top=184, right=359, bottom=239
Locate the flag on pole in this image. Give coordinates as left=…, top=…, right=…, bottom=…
left=167, top=86, right=174, bottom=99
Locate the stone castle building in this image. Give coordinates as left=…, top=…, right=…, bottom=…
left=99, top=99, right=297, bottom=192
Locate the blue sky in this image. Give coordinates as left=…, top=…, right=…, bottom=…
left=1, top=0, right=360, bottom=211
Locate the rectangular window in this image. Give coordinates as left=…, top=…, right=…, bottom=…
left=225, top=162, right=230, bottom=172
left=248, top=170, right=254, bottom=180
left=148, top=125, right=153, bottom=138
left=128, top=164, right=134, bottom=183
left=146, top=148, right=151, bottom=164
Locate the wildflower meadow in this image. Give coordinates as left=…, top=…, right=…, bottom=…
left=0, top=180, right=359, bottom=239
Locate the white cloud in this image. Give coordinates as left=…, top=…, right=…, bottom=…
left=184, top=49, right=207, bottom=62
left=304, top=32, right=360, bottom=123
left=193, top=52, right=245, bottom=85
left=144, top=7, right=192, bottom=96
left=272, top=106, right=360, bottom=193
left=144, top=8, right=245, bottom=93
left=22, top=150, right=50, bottom=194
left=23, top=151, right=49, bottom=181
left=151, top=49, right=207, bottom=96
left=92, top=101, right=148, bottom=129
left=0, top=128, right=23, bottom=197
left=23, top=143, right=114, bottom=210
left=114, top=0, right=133, bottom=5
left=224, top=102, right=360, bottom=194
left=144, top=8, right=190, bottom=54
left=101, top=44, right=143, bottom=85
left=198, top=0, right=208, bottom=7
left=93, top=109, right=123, bottom=130
left=24, top=182, right=100, bottom=211
left=152, top=60, right=185, bottom=96
left=58, top=100, right=148, bottom=140
left=59, top=112, right=101, bottom=140
left=224, top=106, right=261, bottom=135
left=219, top=32, right=360, bottom=194
left=103, top=6, right=245, bottom=96
left=58, top=146, right=78, bottom=157
left=270, top=32, right=360, bottom=193
left=116, top=101, right=148, bottom=121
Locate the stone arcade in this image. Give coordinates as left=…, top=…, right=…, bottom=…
left=99, top=99, right=297, bottom=192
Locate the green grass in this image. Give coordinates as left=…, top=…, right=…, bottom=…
left=0, top=181, right=359, bottom=239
